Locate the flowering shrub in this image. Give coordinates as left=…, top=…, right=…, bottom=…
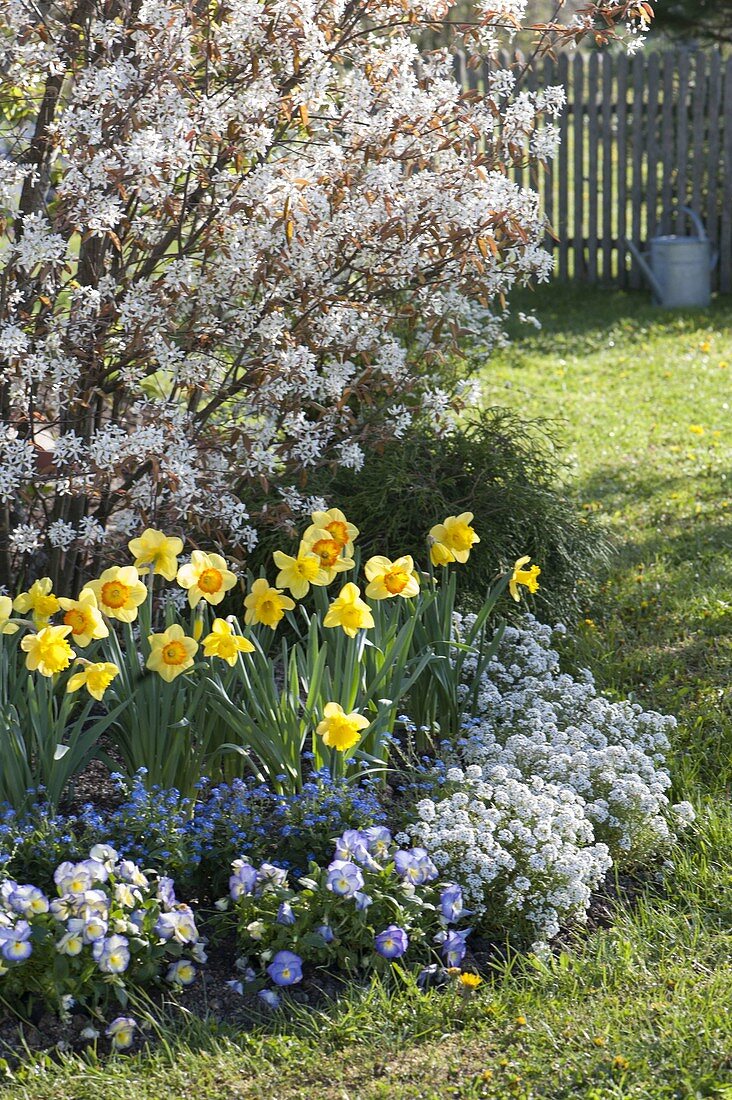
left=0, top=0, right=655, bottom=588
left=221, top=828, right=473, bottom=1004
left=0, top=846, right=205, bottom=1014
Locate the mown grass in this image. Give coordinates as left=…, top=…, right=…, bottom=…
left=3, top=285, right=732, bottom=1099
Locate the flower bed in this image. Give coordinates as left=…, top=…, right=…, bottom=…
left=0, top=506, right=693, bottom=1050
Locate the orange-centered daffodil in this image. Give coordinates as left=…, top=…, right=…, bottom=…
left=58, top=589, right=109, bottom=647
left=364, top=555, right=420, bottom=600
left=83, top=566, right=148, bottom=622
left=146, top=624, right=198, bottom=682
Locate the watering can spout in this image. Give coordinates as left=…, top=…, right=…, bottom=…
left=626, top=239, right=664, bottom=300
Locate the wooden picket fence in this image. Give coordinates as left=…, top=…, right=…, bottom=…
left=457, top=47, right=732, bottom=293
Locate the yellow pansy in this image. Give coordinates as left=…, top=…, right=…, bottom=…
left=428, top=513, right=480, bottom=564
left=146, top=624, right=198, bottom=682
left=20, top=624, right=75, bottom=676
left=301, top=528, right=355, bottom=583
left=128, top=528, right=184, bottom=581
left=202, top=618, right=255, bottom=664
left=364, top=555, right=420, bottom=600
left=323, top=582, right=374, bottom=638
left=429, top=540, right=455, bottom=568
left=13, top=577, right=61, bottom=626
left=83, top=566, right=148, bottom=622
left=0, top=595, right=19, bottom=635
left=508, top=555, right=541, bottom=602
left=307, top=508, right=359, bottom=555
left=176, top=550, right=238, bottom=608
left=273, top=547, right=329, bottom=599
left=57, top=589, right=109, bottom=647
left=316, top=702, right=369, bottom=751
left=243, top=578, right=295, bottom=629
left=67, top=661, right=119, bottom=701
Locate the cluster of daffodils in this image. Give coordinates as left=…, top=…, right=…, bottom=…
left=219, top=828, right=474, bottom=1007
left=0, top=846, right=204, bottom=1013
left=455, top=617, right=695, bottom=861
left=2, top=528, right=253, bottom=695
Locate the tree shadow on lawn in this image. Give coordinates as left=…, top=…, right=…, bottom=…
left=500, top=284, right=732, bottom=354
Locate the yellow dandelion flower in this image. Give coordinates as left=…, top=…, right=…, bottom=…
left=128, top=528, right=184, bottom=581
left=243, top=578, right=295, bottom=629
left=176, top=550, right=238, bottom=608
left=146, top=624, right=198, bottom=682
left=323, top=582, right=374, bottom=638
left=364, top=555, right=420, bottom=600
left=316, top=702, right=369, bottom=751
left=458, top=972, right=482, bottom=990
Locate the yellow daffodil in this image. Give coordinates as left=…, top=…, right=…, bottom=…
left=429, top=540, right=455, bottom=568
left=128, top=528, right=184, bottom=581
left=20, top=624, right=75, bottom=676
left=428, top=513, right=480, bottom=564
left=300, top=528, right=355, bottom=583
left=323, top=582, right=374, bottom=638
left=307, top=508, right=359, bottom=555
left=176, top=550, right=238, bottom=608
left=146, top=624, right=198, bottom=682
left=57, top=589, right=109, bottom=647
left=67, top=661, right=119, bottom=701
left=13, top=578, right=60, bottom=626
left=316, top=702, right=369, bottom=751
left=0, top=595, right=19, bottom=635
left=273, top=547, right=329, bottom=599
left=202, top=618, right=255, bottom=664
left=83, top=566, right=148, bottom=622
left=243, top=579, right=295, bottom=629
left=508, top=555, right=541, bottom=601
left=364, top=554, right=420, bottom=600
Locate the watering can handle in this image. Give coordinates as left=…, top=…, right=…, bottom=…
left=680, top=205, right=708, bottom=241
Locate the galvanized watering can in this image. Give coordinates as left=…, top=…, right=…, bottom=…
left=626, top=207, right=718, bottom=308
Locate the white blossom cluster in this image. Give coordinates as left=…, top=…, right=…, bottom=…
left=455, top=617, right=694, bottom=859
left=401, top=616, right=694, bottom=940
left=0, top=0, right=638, bottom=579
left=401, top=765, right=612, bottom=941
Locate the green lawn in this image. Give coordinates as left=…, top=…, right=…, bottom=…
left=3, top=286, right=732, bottom=1100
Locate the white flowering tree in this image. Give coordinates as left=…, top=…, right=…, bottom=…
left=0, top=0, right=653, bottom=588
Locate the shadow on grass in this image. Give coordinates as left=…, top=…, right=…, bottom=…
left=501, top=284, right=732, bottom=353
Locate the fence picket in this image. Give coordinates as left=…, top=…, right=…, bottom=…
left=456, top=46, right=729, bottom=292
